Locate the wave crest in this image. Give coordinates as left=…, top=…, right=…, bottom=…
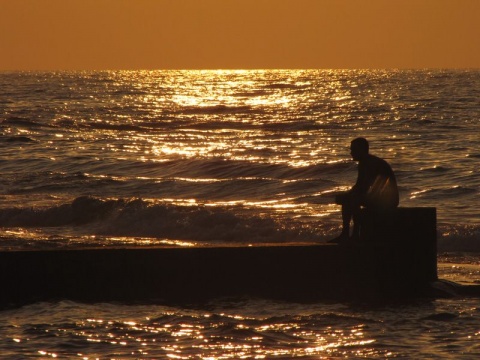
left=0, top=196, right=318, bottom=243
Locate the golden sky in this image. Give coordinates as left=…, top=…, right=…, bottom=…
left=1, top=0, right=479, bottom=70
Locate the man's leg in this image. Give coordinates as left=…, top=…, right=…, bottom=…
left=351, top=206, right=362, bottom=241
left=341, top=202, right=353, bottom=238
left=329, top=192, right=360, bottom=243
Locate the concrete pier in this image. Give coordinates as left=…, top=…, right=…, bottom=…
left=0, top=207, right=437, bottom=305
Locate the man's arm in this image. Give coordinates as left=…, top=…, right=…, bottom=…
left=350, top=161, right=366, bottom=195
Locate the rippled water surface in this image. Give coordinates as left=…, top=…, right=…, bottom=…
left=2, top=292, right=480, bottom=359
left=0, top=70, right=479, bottom=358
left=0, top=70, right=479, bottom=250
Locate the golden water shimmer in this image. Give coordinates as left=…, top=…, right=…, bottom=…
left=0, top=69, right=480, bottom=359
left=3, top=294, right=480, bottom=358
left=0, top=70, right=479, bottom=249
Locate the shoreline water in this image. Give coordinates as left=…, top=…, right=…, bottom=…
left=0, top=264, right=479, bottom=359
left=0, top=195, right=478, bottom=253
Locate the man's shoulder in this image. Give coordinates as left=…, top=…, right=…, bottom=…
left=366, top=154, right=385, bottom=163
left=366, top=154, right=392, bottom=168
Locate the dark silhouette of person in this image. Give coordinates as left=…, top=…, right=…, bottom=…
left=330, top=137, right=399, bottom=243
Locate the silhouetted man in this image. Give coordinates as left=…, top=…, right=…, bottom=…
left=330, top=137, right=399, bottom=243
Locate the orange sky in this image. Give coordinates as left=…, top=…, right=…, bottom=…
left=1, top=0, right=479, bottom=70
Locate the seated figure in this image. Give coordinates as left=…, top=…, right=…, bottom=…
left=330, top=137, right=399, bottom=243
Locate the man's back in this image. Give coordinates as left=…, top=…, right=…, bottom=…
left=357, top=154, right=399, bottom=210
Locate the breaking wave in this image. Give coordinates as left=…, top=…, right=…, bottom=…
left=0, top=197, right=320, bottom=244
left=0, top=197, right=479, bottom=252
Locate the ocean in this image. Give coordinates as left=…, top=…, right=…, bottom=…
left=0, top=70, right=479, bottom=358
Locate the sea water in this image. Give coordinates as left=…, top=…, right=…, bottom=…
left=0, top=70, right=479, bottom=358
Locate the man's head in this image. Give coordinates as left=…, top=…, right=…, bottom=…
left=350, top=137, right=369, bottom=161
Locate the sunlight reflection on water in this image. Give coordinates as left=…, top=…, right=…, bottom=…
left=3, top=295, right=480, bottom=359
left=0, top=70, right=479, bottom=249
